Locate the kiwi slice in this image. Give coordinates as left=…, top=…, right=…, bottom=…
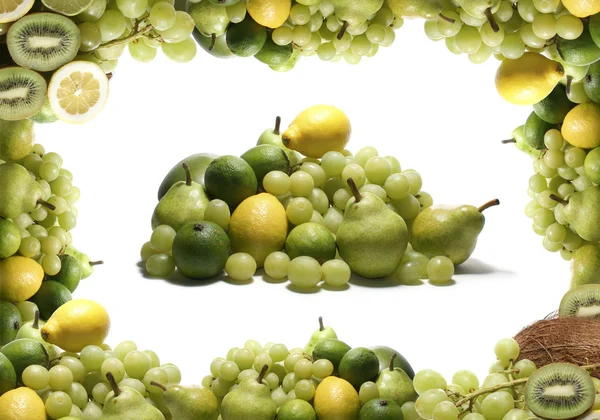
left=525, top=363, right=595, bottom=420
left=559, top=285, right=600, bottom=319
left=7, top=13, right=81, bottom=72
left=0, top=66, right=47, bottom=121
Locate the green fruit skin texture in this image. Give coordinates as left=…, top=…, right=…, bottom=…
left=523, top=111, right=555, bottom=150
left=584, top=62, right=600, bottom=103
left=571, top=244, right=600, bottom=288
left=192, top=30, right=233, bottom=58
left=0, top=338, right=49, bottom=381
left=338, top=347, right=380, bottom=390
left=204, top=155, right=258, bottom=210
left=285, top=223, right=336, bottom=263
left=312, top=338, right=352, bottom=374
left=359, top=398, right=403, bottom=420
left=46, top=254, right=82, bottom=293
left=0, top=219, right=21, bottom=259
left=0, top=163, right=43, bottom=219
left=562, top=186, right=600, bottom=242
left=157, top=153, right=217, bottom=200
left=30, top=281, right=73, bottom=320
left=370, top=346, right=415, bottom=380
left=188, top=0, right=229, bottom=37
left=557, top=23, right=600, bottom=66
left=589, top=12, right=600, bottom=48
left=533, top=84, right=575, bottom=124
left=0, top=301, right=22, bottom=346
left=240, top=145, right=290, bottom=188
left=225, top=15, right=267, bottom=57
left=375, top=367, right=418, bottom=409
left=0, top=352, right=17, bottom=396
left=172, top=221, right=232, bottom=280
left=152, top=179, right=210, bottom=232
left=0, top=119, right=34, bottom=161
left=254, top=37, right=294, bottom=66
left=585, top=147, right=600, bottom=184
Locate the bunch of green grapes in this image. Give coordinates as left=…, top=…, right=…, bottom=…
left=423, top=0, right=584, bottom=64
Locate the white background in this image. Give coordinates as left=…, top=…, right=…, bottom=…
left=35, top=19, right=571, bottom=385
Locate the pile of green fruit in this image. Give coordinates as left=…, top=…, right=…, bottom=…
left=140, top=106, right=500, bottom=288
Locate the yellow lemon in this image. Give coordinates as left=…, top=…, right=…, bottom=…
left=562, top=102, right=600, bottom=149
left=283, top=105, right=351, bottom=158
left=314, top=376, right=361, bottom=420
left=41, top=299, right=110, bottom=352
left=247, top=0, right=291, bottom=29
left=0, top=256, right=43, bottom=303
left=495, top=52, right=564, bottom=105
left=562, top=0, right=600, bottom=17
left=228, top=193, right=288, bottom=268
left=0, top=387, right=45, bottom=420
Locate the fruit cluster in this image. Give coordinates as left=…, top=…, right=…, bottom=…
left=140, top=106, right=499, bottom=288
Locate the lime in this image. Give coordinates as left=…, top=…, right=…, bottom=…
left=0, top=353, right=16, bottom=396
left=338, top=347, right=380, bottom=390
left=285, top=222, right=336, bottom=263
left=172, top=221, right=232, bottom=280
left=359, top=398, right=403, bottom=420
left=0, top=301, right=22, bottom=346
left=312, top=338, right=352, bottom=374
left=225, top=15, right=267, bottom=57
left=204, top=155, right=258, bottom=210
left=0, top=339, right=49, bottom=381
left=0, top=219, right=21, bottom=259
left=46, top=254, right=82, bottom=293
left=278, top=399, right=317, bottom=420
left=270, top=48, right=301, bottom=72
left=41, top=0, right=94, bottom=16
left=240, top=144, right=290, bottom=188
left=0, top=119, right=34, bottom=162
left=29, top=281, right=72, bottom=320
left=254, top=37, right=294, bottom=66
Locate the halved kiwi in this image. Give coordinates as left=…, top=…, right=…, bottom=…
left=525, top=363, right=595, bottom=420
left=0, top=66, right=47, bottom=120
left=7, top=13, right=80, bottom=72
left=559, top=285, right=600, bottom=319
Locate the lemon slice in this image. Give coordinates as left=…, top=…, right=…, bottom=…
left=0, top=0, right=35, bottom=23
left=48, top=61, right=109, bottom=124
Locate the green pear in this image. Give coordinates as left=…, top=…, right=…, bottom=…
left=256, top=116, right=300, bottom=167
left=375, top=354, right=418, bottom=408
left=100, top=372, right=165, bottom=420
left=221, top=365, right=276, bottom=420
left=15, top=311, right=44, bottom=341
left=387, top=0, right=456, bottom=22
left=152, top=163, right=210, bottom=232
left=187, top=0, right=229, bottom=38
left=193, top=30, right=233, bottom=58
left=152, top=382, right=218, bottom=420
left=336, top=178, right=409, bottom=279
left=0, top=162, right=54, bottom=219
left=304, top=317, right=338, bottom=355
left=157, top=153, right=217, bottom=200
left=571, top=244, right=600, bottom=289
left=331, top=0, right=384, bottom=38
left=64, top=245, right=103, bottom=279
left=370, top=346, right=415, bottom=379
left=0, top=119, right=34, bottom=162
left=411, top=199, right=500, bottom=265
left=501, top=125, right=543, bottom=158
left=552, top=188, right=600, bottom=242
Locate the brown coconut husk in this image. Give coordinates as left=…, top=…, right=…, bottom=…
left=513, top=315, right=600, bottom=378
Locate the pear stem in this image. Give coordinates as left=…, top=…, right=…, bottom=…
left=318, top=316, right=324, bottom=331
left=477, top=199, right=500, bottom=213
left=550, top=194, right=568, bottom=206
left=32, top=310, right=39, bottom=329
left=337, top=21, right=349, bottom=40
left=439, top=13, right=455, bottom=23
left=37, top=199, right=56, bottom=211
left=566, top=75, right=573, bottom=96
left=209, top=33, right=216, bottom=52
left=150, top=381, right=167, bottom=392
left=346, top=178, right=362, bottom=203
left=389, top=353, right=397, bottom=371
left=484, top=8, right=499, bottom=32
left=89, top=260, right=104, bottom=267
left=106, top=372, right=121, bottom=397
left=501, top=139, right=516, bottom=144
left=182, top=163, right=192, bottom=186
left=274, top=116, right=281, bottom=136
left=257, top=364, right=269, bottom=383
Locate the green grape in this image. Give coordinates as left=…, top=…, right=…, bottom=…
left=204, top=199, right=230, bottom=230
left=546, top=238, right=564, bottom=252
left=45, top=391, right=72, bottom=419
left=366, top=22, right=387, bottom=43
left=469, top=44, right=493, bottom=64
left=226, top=1, right=246, bottom=23
left=573, top=176, right=593, bottom=192
left=118, top=378, right=146, bottom=397
left=358, top=185, right=386, bottom=202
left=92, top=381, right=111, bottom=403
left=269, top=344, right=289, bottom=363
left=532, top=222, right=547, bottom=236
left=245, top=340, right=263, bottom=356
left=531, top=14, right=556, bottom=39
left=101, top=358, right=126, bottom=383
left=494, top=338, right=520, bottom=364
left=358, top=381, right=380, bottom=405
left=117, top=0, right=147, bottom=18
left=19, top=236, right=41, bottom=258
left=370, top=6, right=393, bottom=25
left=303, top=32, right=322, bottom=51
left=149, top=1, right=176, bottom=31
left=158, top=11, right=194, bottom=43
left=568, top=82, right=590, bottom=103
left=347, top=21, right=368, bottom=36
left=350, top=34, right=371, bottom=56
left=363, top=156, right=391, bottom=185
left=309, top=11, right=323, bottom=32
left=333, top=188, right=352, bottom=210
left=293, top=24, right=312, bottom=46
left=301, top=163, right=326, bottom=188
left=533, top=0, right=559, bottom=12
left=415, top=389, right=451, bottom=419
left=320, top=151, right=346, bottom=177
left=226, top=347, right=238, bottom=362
left=225, top=252, right=257, bottom=281
left=395, top=261, right=424, bottom=285
left=326, top=15, right=342, bottom=31
left=500, top=33, right=525, bottom=59
left=563, top=228, right=583, bottom=251
left=427, top=256, right=454, bottom=284
left=513, top=359, right=537, bottom=379
left=211, top=377, right=234, bottom=397
left=402, top=401, right=421, bottom=420
left=97, top=9, right=127, bottom=42
left=162, top=37, right=196, bottom=63
left=64, top=186, right=80, bottom=205
left=342, top=164, right=366, bottom=188
left=459, top=8, right=486, bottom=26
left=313, top=359, right=334, bottom=378
left=380, top=26, right=396, bottom=47
left=437, top=11, right=461, bottom=36
left=433, top=400, right=459, bottom=420
left=67, top=382, right=88, bottom=409
left=290, top=171, right=315, bottom=197
left=286, top=197, right=313, bottom=225
left=150, top=225, right=176, bottom=253
left=15, top=301, right=37, bottom=322
left=317, top=41, right=337, bottom=60
left=264, top=171, right=292, bottom=196
left=23, top=153, right=43, bottom=175
left=546, top=222, right=567, bottom=243
left=452, top=370, right=479, bottom=392
left=294, top=358, right=313, bottom=380
left=81, top=345, right=105, bottom=371
left=271, top=387, right=287, bottom=407
left=391, top=195, right=420, bottom=220
left=538, top=159, right=557, bottom=178
left=140, top=241, right=157, bottom=263
left=556, top=14, right=584, bottom=39
left=129, top=40, right=157, bottom=63
left=384, top=173, right=410, bottom=200
left=27, top=224, right=47, bottom=240
left=544, top=129, right=563, bottom=150
left=414, top=369, right=447, bottom=395
left=264, top=372, right=279, bottom=390
left=282, top=371, right=298, bottom=393
left=533, top=207, right=555, bottom=228
left=23, top=365, right=50, bottom=390
left=41, top=254, right=61, bottom=276
left=307, top=189, right=328, bottom=215
left=558, top=183, right=575, bottom=199
left=201, top=375, right=214, bottom=388
left=218, top=361, right=240, bottom=382
left=146, top=253, right=176, bottom=277
left=557, top=166, right=578, bottom=180
left=124, top=350, right=151, bottom=380
left=40, top=236, right=60, bottom=256
left=39, top=162, right=59, bottom=182
left=48, top=195, right=68, bottom=215
left=529, top=174, right=547, bottom=193
left=565, top=147, right=586, bottom=168
left=295, top=379, right=315, bottom=401
left=343, top=49, right=361, bottom=64
left=49, top=365, right=73, bottom=392
left=42, top=152, right=62, bottom=165
left=234, top=348, right=254, bottom=370
left=288, top=256, right=322, bottom=288
left=354, top=146, right=378, bottom=167
left=495, top=0, right=513, bottom=22
left=161, top=364, right=181, bottom=385
left=323, top=207, right=344, bottom=234
left=58, top=211, right=76, bottom=230
left=519, top=23, right=545, bottom=48
left=290, top=3, right=311, bottom=25
left=332, top=30, right=351, bottom=51
left=78, top=21, right=102, bottom=52
left=481, top=391, right=514, bottom=420
left=264, top=251, right=290, bottom=280
left=272, top=26, right=294, bottom=46
left=517, top=0, right=538, bottom=21
left=543, top=149, right=565, bottom=169
left=144, top=368, right=169, bottom=395
left=425, top=18, right=444, bottom=40
left=60, top=356, right=85, bottom=382
left=403, top=170, right=422, bottom=195
left=454, top=25, right=481, bottom=54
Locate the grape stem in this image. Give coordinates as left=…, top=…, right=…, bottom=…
left=106, top=372, right=121, bottom=397
left=182, top=162, right=192, bottom=186
left=477, top=199, right=500, bottom=212
left=346, top=178, right=362, bottom=203
left=150, top=381, right=167, bottom=392
left=337, top=21, right=349, bottom=40
left=37, top=198, right=56, bottom=211
left=32, top=310, right=39, bottom=330
left=549, top=194, right=568, bottom=206
left=96, top=24, right=154, bottom=52
left=318, top=316, right=324, bottom=331
left=274, top=116, right=281, bottom=136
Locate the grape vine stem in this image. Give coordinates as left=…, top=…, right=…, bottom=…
left=96, top=24, right=155, bottom=52
left=454, top=362, right=600, bottom=408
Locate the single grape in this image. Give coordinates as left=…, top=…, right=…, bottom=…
left=162, top=37, right=197, bottom=63
left=415, top=389, right=451, bottom=419
left=263, top=171, right=291, bottom=196
left=45, top=391, right=73, bottom=419
left=452, top=370, right=479, bottom=392
left=59, top=357, right=85, bottom=383
left=264, top=251, right=290, bottom=280
left=211, top=377, right=234, bottom=397
left=433, top=400, right=459, bottom=420
left=204, top=199, right=230, bottom=230
left=269, top=344, right=289, bottom=363
left=144, top=368, right=169, bottom=394
left=308, top=188, right=329, bottom=215
left=124, top=350, right=151, bottom=380
left=556, top=14, right=584, bottom=39
left=414, top=369, right=447, bottom=395
left=158, top=11, right=194, bottom=43
left=390, top=195, right=420, bottom=220
left=129, top=40, right=157, bottom=63
left=225, top=253, right=257, bottom=281
left=384, top=173, right=410, bottom=200
left=427, top=256, right=454, bottom=284
left=150, top=225, right=176, bottom=253
left=81, top=345, right=105, bottom=371
left=92, top=381, right=111, bottom=403
left=481, top=391, right=515, bottom=420
left=494, top=338, right=520, bottom=364
left=226, top=1, right=246, bottom=23
left=288, top=256, right=322, bottom=288
left=220, top=361, right=240, bottom=382
left=359, top=381, right=380, bottom=404
left=49, top=365, right=74, bottom=392
left=513, top=359, right=537, bottom=379
left=245, top=340, right=263, bottom=356
left=313, top=359, right=334, bottom=378
left=146, top=253, right=176, bottom=278
left=321, top=259, right=351, bottom=288
left=354, top=146, right=378, bottom=167
left=293, top=24, right=312, bottom=45
left=565, top=147, right=586, bottom=168
left=500, top=33, right=525, bottom=59
left=234, top=348, right=254, bottom=370
left=97, top=9, right=127, bottom=42
left=290, top=171, right=315, bottom=197
left=290, top=3, right=310, bottom=25
left=22, top=365, right=50, bottom=390
left=286, top=197, right=314, bottom=225
left=149, top=1, right=176, bottom=31
left=342, top=164, right=366, bottom=188
left=295, top=379, right=316, bottom=401
left=19, top=236, right=41, bottom=258
left=272, top=26, right=293, bottom=45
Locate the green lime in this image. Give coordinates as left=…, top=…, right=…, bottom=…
left=0, top=338, right=49, bottom=381
left=285, top=222, right=336, bottom=263
left=0, top=219, right=21, bottom=259
left=0, top=119, right=34, bottom=161
left=29, top=281, right=72, bottom=320
left=204, top=155, right=258, bottom=210
left=240, top=144, right=290, bottom=188
left=269, top=48, right=301, bottom=72
left=46, top=254, right=82, bottom=293
left=41, top=0, right=94, bottom=16
left=0, top=301, right=21, bottom=346
left=28, top=99, right=58, bottom=124
left=172, top=221, right=232, bottom=280
left=533, top=84, right=575, bottom=124
left=339, top=347, right=380, bottom=390
left=0, top=353, right=16, bottom=396
left=225, top=15, right=267, bottom=57
left=278, top=399, right=317, bottom=420
left=312, top=338, right=352, bottom=374
left=359, top=398, right=403, bottom=420
left=254, top=36, right=293, bottom=66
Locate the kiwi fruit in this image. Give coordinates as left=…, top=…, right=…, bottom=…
left=559, top=285, right=600, bottom=319
left=524, top=363, right=595, bottom=420
left=0, top=67, right=47, bottom=121
left=7, top=13, right=81, bottom=72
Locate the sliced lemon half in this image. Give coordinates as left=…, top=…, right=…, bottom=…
left=0, top=0, right=35, bottom=23
left=48, top=61, right=109, bottom=124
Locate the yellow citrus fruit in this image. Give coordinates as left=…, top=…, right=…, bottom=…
left=41, top=299, right=110, bottom=352
left=562, top=0, right=600, bottom=17
left=0, top=0, right=34, bottom=23
left=0, top=256, right=44, bottom=303
left=228, top=193, right=288, bottom=268
left=283, top=105, right=351, bottom=158
left=0, top=387, right=45, bottom=420
left=314, top=376, right=361, bottom=420
left=562, top=102, right=600, bottom=149
left=495, top=52, right=564, bottom=105
left=247, top=0, right=291, bottom=29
